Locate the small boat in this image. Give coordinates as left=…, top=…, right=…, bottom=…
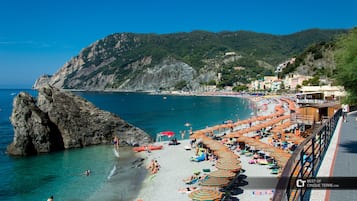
left=133, top=145, right=163, bottom=152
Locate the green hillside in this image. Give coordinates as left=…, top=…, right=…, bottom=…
left=36, top=29, right=348, bottom=90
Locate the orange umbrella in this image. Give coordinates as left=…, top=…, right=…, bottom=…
left=215, top=162, right=241, bottom=172
left=207, top=143, right=227, bottom=151
left=249, top=142, right=272, bottom=151
left=275, top=156, right=290, bottom=167
left=209, top=170, right=236, bottom=179
left=200, top=177, right=231, bottom=187
left=261, top=146, right=279, bottom=154
left=216, top=158, right=241, bottom=165
left=188, top=188, right=223, bottom=201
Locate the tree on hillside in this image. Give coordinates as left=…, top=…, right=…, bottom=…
left=334, top=28, right=357, bottom=105
left=302, top=76, right=320, bottom=86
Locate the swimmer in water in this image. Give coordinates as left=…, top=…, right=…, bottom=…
left=83, top=169, right=91, bottom=176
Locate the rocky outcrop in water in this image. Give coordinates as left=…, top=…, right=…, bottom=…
left=7, top=86, right=152, bottom=156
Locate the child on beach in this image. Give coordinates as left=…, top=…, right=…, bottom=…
left=146, top=159, right=160, bottom=174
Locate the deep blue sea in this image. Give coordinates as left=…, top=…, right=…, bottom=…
left=0, top=89, right=252, bottom=201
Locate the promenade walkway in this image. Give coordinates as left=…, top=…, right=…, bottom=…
left=329, top=111, right=357, bottom=201
left=310, top=111, right=357, bottom=201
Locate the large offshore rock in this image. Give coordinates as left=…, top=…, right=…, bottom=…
left=7, top=92, right=63, bottom=155
left=7, top=86, right=152, bottom=156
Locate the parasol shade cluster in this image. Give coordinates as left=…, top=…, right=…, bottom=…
left=188, top=188, right=223, bottom=201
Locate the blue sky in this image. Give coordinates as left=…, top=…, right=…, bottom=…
left=0, top=0, right=356, bottom=88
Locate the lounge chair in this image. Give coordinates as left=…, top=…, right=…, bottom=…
left=271, top=168, right=279, bottom=174
left=258, top=159, right=268, bottom=165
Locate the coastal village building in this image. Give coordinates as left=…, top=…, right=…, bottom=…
left=271, top=79, right=283, bottom=91
left=249, top=76, right=276, bottom=91
left=299, top=85, right=346, bottom=100
left=283, top=74, right=312, bottom=90
left=295, top=85, right=345, bottom=127
left=248, top=74, right=310, bottom=92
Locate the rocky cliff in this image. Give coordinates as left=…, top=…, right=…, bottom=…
left=7, top=86, right=152, bottom=156
left=33, top=30, right=346, bottom=91
left=279, top=41, right=337, bottom=81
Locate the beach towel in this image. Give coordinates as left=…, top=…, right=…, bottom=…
left=191, top=153, right=206, bottom=162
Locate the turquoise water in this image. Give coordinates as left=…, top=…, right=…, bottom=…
left=78, top=92, right=252, bottom=138
left=0, top=90, right=252, bottom=201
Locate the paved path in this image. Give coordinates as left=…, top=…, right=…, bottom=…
left=329, top=111, right=357, bottom=201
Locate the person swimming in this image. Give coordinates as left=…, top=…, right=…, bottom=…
left=84, top=169, right=91, bottom=176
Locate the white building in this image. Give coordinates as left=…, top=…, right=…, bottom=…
left=299, top=85, right=346, bottom=99
left=271, top=80, right=283, bottom=91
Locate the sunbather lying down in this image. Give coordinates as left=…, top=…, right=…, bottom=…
left=183, top=174, right=208, bottom=184
left=183, top=175, right=198, bottom=183
left=178, top=186, right=198, bottom=193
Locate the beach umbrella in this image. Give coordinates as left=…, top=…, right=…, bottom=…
left=275, top=156, right=290, bottom=167
left=215, top=162, right=241, bottom=172
left=249, top=142, right=271, bottom=151
left=205, top=141, right=224, bottom=149
left=216, top=151, right=239, bottom=159
left=188, top=188, right=223, bottom=201
left=160, top=131, right=175, bottom=137
left=217, top=159, right=241, bottom=166
left=209, top=170, right=236, bottom=178
left=190, top=131, right=205, bottom=138
left=199, top=177, right=231, bottom=187
left=261, top=146, right=279, bottom=154
left=209, top=146, right=227, bottom=152
left=269, top=151, right=291, bottom=161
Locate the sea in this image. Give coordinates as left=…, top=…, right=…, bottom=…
left=0, top=89, right=253, bottom=201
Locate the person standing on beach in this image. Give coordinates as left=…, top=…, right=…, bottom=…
left=113, top=136, right=119, bottom=150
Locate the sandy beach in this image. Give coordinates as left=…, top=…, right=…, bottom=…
left=134, top=141, right=276, bottom=201
left=133, top=96, right=284, bottom=201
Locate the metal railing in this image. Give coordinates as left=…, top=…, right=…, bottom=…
left=272, top=109, right=342, bottom=201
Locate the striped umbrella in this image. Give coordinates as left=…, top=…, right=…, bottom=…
left=209, top=169, right=236, bottom=179
left=208, top=144, right=227, bottom=151
left=215, top=162, right=241, bottom=172
left=216, top=151, right=239, bottom=159
left=216, top=158, right=241, bottom=165
left=261, top=146, right=279, bottom=154
left=200, top=176, right=231, bottom=187
left=188, top=188, right=223, bottom=201
left=275, top=156, right=290, bottom=167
